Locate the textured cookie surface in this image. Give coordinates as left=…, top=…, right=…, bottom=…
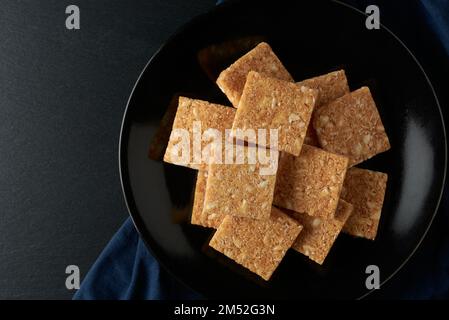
left=313, top=87, right=390, bottom=166
left=274, top=145, right=348, bottom=219
left=231, top=71, right=317, bottom=156
left=163, top=97, right=235, bottom=170
left=191, top=171, right=225, bottom=229
left=148, top=94, right=181, bottom=160
left=209, top=207, right=302, bottom=280
left=297, top=70, right=350, bottom=146
left=341, top=167, right=388, bottom=240
left=203, top=145, right=278, bottom=220
left=217, top=42, right=293, bottom=107
left=288, top=199, right=353, bottom=264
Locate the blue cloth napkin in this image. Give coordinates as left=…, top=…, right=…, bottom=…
left=73, top=218, right=200, bottom=300
left=74, top=0, right=449, bottom=300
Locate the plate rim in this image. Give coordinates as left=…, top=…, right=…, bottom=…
left=332, top=0, right=447, bottom=298
left=118, top=0, right=448, bottom=299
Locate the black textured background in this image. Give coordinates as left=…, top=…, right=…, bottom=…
left=0, top=0, right=214, bottom=300
left=0, top=0, right=447, bottom=299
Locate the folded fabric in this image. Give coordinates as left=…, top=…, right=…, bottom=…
left=73, top=218, right=201, bottom=300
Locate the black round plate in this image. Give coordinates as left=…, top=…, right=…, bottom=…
left=119, top=0, right=446, bottom=299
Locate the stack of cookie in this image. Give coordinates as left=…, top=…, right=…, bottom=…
left=160, top=42, right=390, bottom=280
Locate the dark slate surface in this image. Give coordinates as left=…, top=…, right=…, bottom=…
left=0, top=0, right=214, bottom=299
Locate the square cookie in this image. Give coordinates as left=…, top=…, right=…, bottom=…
left=297, top=70, right=350, bottom=146
left=203, top=145, right=278, bottom=220
left=313, top=87, right=391, bottom=166
left=287, top=199, right=353, bottom=264
left=217, top=42, right=293, bottom=107
left=191, top=171, right=225, bottom=229
left=209, top=207, right=302, bottom=280
left=163, top=97, right=236, bottom=170
left=197, top=36, right=266, bottom=81
left=148, top=94, right=181, bottom=160
left=297, top=70, right=350, bottom=107
left=273, top=144, right=348, bottom=219
left=341, top=167, right=388, bottom=240
left=231, top=71, right=317, bottom=156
